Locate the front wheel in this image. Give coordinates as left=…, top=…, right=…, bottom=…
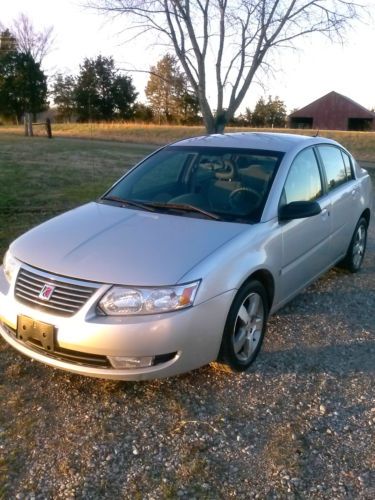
left=342, top=217, right=368, bottom=273
left=219, top=280, right=269, bottom=371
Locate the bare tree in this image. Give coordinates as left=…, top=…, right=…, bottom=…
left=12, top=13, right=54, bottom=63
left=91, top=0, right=362, bottom=133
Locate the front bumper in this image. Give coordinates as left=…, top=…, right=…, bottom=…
left=0, top=265, right=235, bottom=380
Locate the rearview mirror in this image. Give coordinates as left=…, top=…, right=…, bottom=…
left=279, top=201, right=322, bottom=221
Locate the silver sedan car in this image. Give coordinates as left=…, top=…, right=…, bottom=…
left=0, top=133, right=372, bottom=380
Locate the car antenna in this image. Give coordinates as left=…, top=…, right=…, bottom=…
left=314, top=129, right=320, bottom=137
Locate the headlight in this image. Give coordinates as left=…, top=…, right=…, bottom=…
left=3, top=251, right=19, bottom=284
left=98, top=281, right=200, bottom=316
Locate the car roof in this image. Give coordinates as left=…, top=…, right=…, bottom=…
left=171, top=132, right=336, bottom=153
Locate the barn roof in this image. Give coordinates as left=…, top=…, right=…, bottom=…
left=290, top=91, right=375, bottom=119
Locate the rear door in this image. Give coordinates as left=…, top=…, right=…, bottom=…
left=279, top=147, right=332, bottom=301
left=316, top=145, right=360, bottom=262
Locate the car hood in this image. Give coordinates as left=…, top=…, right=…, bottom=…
left=11, top=202, right=248, bottom=286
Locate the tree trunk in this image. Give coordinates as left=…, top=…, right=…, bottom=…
left=204, top=111, right=228, bottom=134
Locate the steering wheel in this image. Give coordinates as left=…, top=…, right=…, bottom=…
left=229, top=187, right=262, bottom=211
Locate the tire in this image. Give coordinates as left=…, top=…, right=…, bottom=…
left=219, top=280, right=269, bottom=371
left=342, top=217, right=368, bottom=273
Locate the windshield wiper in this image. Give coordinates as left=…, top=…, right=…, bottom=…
left=101, top=195, right=156, bottom=212
left=148, top=202, right=220, bottom=220
left=101, top=196, right=220, bottom=220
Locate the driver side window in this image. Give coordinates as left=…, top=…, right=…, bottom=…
left=282, top=148, right=323, bottom=205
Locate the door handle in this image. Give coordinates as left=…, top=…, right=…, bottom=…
left=321, top=208, right=329, bottom=220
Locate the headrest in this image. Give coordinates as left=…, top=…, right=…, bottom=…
left=214, top=160, right=235, bottom=180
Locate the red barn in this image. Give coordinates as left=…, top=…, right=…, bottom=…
left=289, top=91, right=375, bottom=131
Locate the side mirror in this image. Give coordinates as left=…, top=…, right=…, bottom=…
left=279, top=200, right=322, bottom=221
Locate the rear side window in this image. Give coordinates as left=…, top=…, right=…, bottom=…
left=341, top=150, right=354, bottom=180
left=318, top=145, right=349, bottom=191
left=282, top=148, right=323, bottom=204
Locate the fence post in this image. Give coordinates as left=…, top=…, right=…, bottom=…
left=46, top=118, right=52, bottom=139
left=25, top=113, right=33, bottom=137
left=29, top=113, right=33, bottom=137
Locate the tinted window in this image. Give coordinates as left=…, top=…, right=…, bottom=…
left=318, top=145, right=348, bottom=190
left=283, top=148, right=322, bottom=204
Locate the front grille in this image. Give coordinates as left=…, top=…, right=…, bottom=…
left=31, top=341, right=111, bottom=367
left=15, top=267, right=99, bottom=317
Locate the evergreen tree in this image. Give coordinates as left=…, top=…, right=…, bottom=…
left=251, top=97, right=268, bottom=127
left=52, top=73, right=76, bottom=122
left=266, top=96, right=287, bottom=127
left=251, top=96, right=287, bottom=128
left=0, top=51, right=47, bottom=123
left=133, top=103, right=154, bottom=122
left=112, top=74, right=138, bottom=120
left=178, top=84, right=201, bottom=125
left=74, top=56, right=137, bottom=121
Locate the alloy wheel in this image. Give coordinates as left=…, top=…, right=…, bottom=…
left=232, top=292, right=264, bottom=363
left=352, top=223, right=366, bottom=269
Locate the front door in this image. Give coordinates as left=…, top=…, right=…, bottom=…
left=279, top=147, right=332, bottom=302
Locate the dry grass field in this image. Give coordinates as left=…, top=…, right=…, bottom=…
left=2, top=123, right=375, bottom=161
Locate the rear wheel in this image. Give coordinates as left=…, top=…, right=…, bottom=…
left=220, top=280, right=268, bottom=371
left=342, top=217, right=368, bottom=273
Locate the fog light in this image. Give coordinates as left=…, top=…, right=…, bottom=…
left=108, top=355, right=154, bottom=369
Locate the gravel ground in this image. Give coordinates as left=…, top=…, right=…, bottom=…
left=1, top=187, right=374, bottom=500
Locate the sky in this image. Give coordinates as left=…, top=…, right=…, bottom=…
left=2, top=0, right=375, bottom=114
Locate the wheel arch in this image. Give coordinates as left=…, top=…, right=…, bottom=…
left=361, top=208, right=371, bottom=227
left=240, top=269, right=275, bottom=311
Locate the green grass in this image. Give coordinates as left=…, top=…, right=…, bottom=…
left=0, top=134, right=155, bottom=257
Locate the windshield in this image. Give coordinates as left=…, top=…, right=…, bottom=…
left=102, top=146, right=284, bottom=222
